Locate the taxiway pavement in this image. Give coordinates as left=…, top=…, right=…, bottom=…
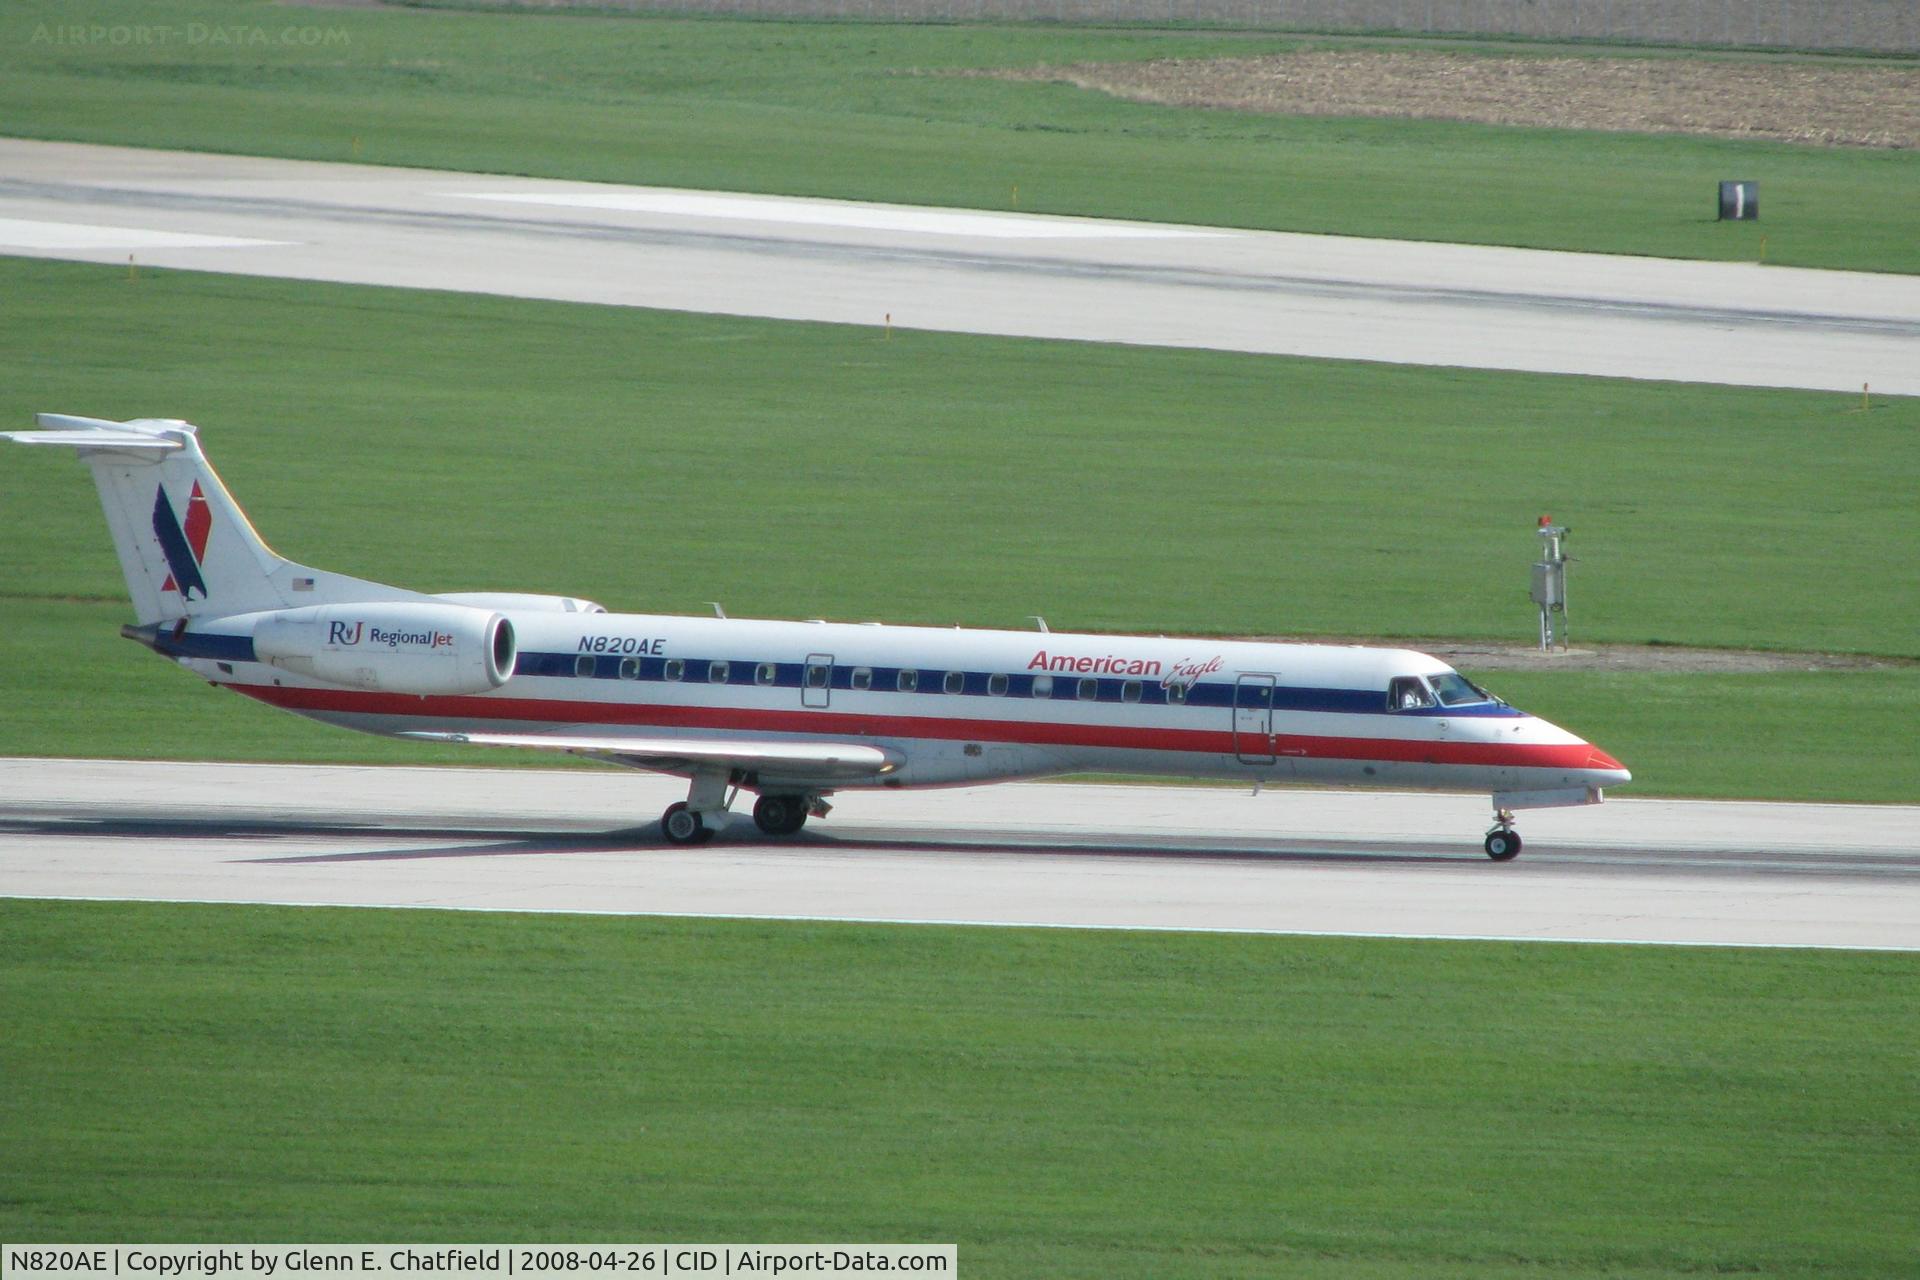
left=3, top=758, right=1915, bottom=951
left=3, top=139, right=1916, bottom=395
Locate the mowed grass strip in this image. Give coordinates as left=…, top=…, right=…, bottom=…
left=2, top=0, right=1917, bottom=271
left=1, top=257, right=1915, bottom=800
left=1451, top=667, right=1920, bottom=804
left=3, top=258, right=1913, bottom=654
left=1, top=901, right=1915, bottom=1277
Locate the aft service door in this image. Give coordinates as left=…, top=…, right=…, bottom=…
left=802, top=653, right=833, bottom=709
left=1233, top=673, right=1277, bottom=764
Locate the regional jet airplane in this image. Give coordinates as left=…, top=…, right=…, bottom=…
left=7, top=415, right=1630, bottom=858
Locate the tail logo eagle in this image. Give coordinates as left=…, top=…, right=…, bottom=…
left=153, top=481, right=212, bottom=600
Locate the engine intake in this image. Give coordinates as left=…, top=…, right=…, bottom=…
left=253, top=602, right=514, bottom=695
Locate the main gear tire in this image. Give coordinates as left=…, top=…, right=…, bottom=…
left=752, top=795, right=809, bottom=836
left=663, top=801, right=707, bottom=846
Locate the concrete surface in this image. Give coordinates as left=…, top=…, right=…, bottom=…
left=3, top=758, right=1915, bottom=950
left=3, top=140, right=1916, bottom=394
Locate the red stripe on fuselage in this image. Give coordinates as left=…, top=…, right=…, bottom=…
left=230, top=683, right=1595, bottom=771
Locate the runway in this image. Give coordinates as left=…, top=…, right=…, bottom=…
left=3, top=758, right=1915, bottom=951
left=3, top=139, right=1917, bottom=395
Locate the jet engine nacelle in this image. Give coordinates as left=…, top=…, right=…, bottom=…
left=252, top=602, right=515, bottom=695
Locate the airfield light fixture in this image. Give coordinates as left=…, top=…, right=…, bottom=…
left=1530, top=515, right=1570, bottom=652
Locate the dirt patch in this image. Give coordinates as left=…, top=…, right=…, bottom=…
left=978, top=50, right=1920, bottom=148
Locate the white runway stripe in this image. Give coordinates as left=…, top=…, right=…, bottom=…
left=453, top=190, right=1217, bottom=239
left=0, top=216, right=289, bottom=251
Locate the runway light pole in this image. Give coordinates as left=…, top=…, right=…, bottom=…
left=1530, top=516, right=1570, bottom=652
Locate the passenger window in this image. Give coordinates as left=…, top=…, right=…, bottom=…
left=898, top=669, right=919, bottom=693
left=806, top=663, right=830, bottom=689
left=851, top=667, right=873, bottom=691
left=756, top=662, right=777, bottom=686
left=1121, top=680, right=1142, bottom=703
left=943, top=671, right=965, bottom=695
left=1165, top=682, right=1187, bottom=705
left=575, top=655, right=596, bottom=679
left=619, top=657, right=641, bottom=680
left=1387, top=675, right=1437, bottom=711
left=709, top=661, right=730, bottom=684
left=988, top=673, right=1009, bottom=697
left=664, top=658, right=684, bottom=682
left=1078, top=677, right=1098, bottom=701
left=1032, top=674, right=1053, bottom=698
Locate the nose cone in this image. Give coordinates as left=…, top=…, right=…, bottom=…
left=1585, top=744, right=1632, bottom=785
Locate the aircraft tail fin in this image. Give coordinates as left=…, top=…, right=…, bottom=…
left=4, top=414, right=421, bottom=624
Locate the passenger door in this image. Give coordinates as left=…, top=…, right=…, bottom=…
left=1233, top=673, right=1277, bottom=764
left=802, top=653, right=833, bottom=709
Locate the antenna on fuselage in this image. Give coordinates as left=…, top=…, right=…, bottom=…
left=707, top=602, right=727, bottom=619
left=1029, top=615, right=1050, bottom=632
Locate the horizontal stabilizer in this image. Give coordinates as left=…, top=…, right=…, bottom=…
left=4, top=414, right=197, bottom=458
left=2, top=430, right=184, bottom=455
left=398, top=731, right=902, bottom=780
left=35, top=413, right=194, bottom=435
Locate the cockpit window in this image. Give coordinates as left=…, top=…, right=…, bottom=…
left=1428, top=672, right=1493, bottom=707
left=1387, top=676, right=1436, bottom=711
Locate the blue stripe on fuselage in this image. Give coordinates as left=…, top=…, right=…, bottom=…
left=516, top=649, right=1525, bottom=717
left=161, top=633, right=1523, bottom=718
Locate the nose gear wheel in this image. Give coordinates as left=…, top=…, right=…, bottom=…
left=1484, top=808, right=1521, bottom=861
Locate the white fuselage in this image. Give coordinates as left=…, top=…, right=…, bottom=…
left=190, top=610, right=1628, bottom=799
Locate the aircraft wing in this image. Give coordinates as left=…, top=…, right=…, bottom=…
left=398, top=730, right=901, bottom=780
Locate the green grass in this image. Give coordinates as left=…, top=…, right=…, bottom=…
left=2, top=901, right=1915, bottom=1275
left=4, top=258, right=1914, bottom=654
left=1, top=256, right=1915, bottom=800
left=3, top=0, right=1917, bottom=271
left=1457, top=668, right=1920, bottom=803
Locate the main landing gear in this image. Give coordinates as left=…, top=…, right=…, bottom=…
left=1484, top=808, right=1522, bottom=861
left=658, top=769, right=828, bottom=845
left=751, top=794, right=810, bottom=836
left=661, top=801, right=715, bottom=846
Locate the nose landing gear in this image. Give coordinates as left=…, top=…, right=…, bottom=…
left=1484, top=809, right=1522, bottom=861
